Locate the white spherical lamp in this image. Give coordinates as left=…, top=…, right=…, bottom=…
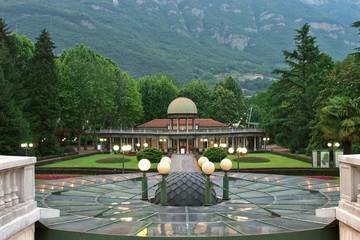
left=138, top=159, right=151, bottom=172
left=113, top=145, right=120, bottom=152
left=202, top=161, right=215, bottom=175
left=228, top=147, right=234, bottom=154
left=161, top=157, right=172, bottom=165
left=220, top=159, right=232, bottom=171
left=157, top=161, right=171, bottom=175
left=198, top=156, right=209, bottom=167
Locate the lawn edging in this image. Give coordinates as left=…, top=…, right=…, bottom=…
left=271, top=151, right=312, bottom=163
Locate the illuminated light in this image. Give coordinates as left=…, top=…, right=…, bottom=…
left=110, top=218, right=117, bottom=221
left=202, top=161, right=215, bottom=175
left=50, top=186, right=54, bottom=190
left=137, top=228, right=148, bottom=237
left=139, top=159, right=151, bottom=171
left=235, top=216, right=249, bottom=221
left=121, top=202, right=131, bottom=205
left=117, top=207, right=129, bottom=210
left=111, top=203, right=117, bottom=205
left=120, top=217, right=133, bottom=222
left=70, top=184, right=74, bottom=188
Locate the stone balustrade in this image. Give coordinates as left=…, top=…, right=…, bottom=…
left=0, top=156, right=59, bottom=240
left=316, top=154, right=360, bottom=240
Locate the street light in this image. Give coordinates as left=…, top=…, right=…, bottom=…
left=99, top=138, right=107, bottom=152
left=235, top=147, right=247, bottom=173
left=220, top=158, right=232, bottom=201
left=202, top=161, right=215, bottom=206
left=21, top=143, right=33, bottom=156
left=198, top=156, right=209, bottom=168
left=218, top=143, right=227, bottom=162
left=328, top=142, right=340, bottom=167
left=142, top=142, right=148, bottom=158
left=138, top=159, right=151, bottom=200
left=263, top=137, right=270, bottom=152
left=157, top=161, right=171, bottom=205
left=121, top=145, right=132, bottom=174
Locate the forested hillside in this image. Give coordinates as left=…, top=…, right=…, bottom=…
left=1, top=0, right=358, bottom=82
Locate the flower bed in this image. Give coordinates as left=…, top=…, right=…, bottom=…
left=302, top=176, right=337, bottom=180
left=126, top=153, right=137, bottom=156
left=35, top=174, right=87, bottom=180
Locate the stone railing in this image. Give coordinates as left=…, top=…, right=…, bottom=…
left=316, top=154, right=360, bottom=239
left=0, top=156, right=59, bottom=240
left=0, top=156, right=36, bottom=213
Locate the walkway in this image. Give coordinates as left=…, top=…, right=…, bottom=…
left=170, top=154, right=200, bottom=173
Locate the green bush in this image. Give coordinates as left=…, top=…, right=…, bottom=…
left=137, top=148, right=163, bottom=163
left=203, top=147, right=227, bottom=162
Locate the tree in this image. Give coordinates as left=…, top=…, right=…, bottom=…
left=0, top=19, right=30, bottom=155
left=351, top=21, right=360, bottom=59
left=138, top=75, right=178, bottom=123
left=308, top=55, right=359, bottom=153
left=264, top=23, right=333, bottom=153
left=179, top=79, right=212, bottom=118
left=210, top=84, right=238, bottom=124
left=319, top=96, right=360, bottom=154
left=26, top=29, right=60, bottom=156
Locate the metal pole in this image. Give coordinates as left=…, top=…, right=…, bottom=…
left=237, top=152, right=240, bottom=173
left=160, top=174, right=168, bottom=205
left=141, top=172, right=148, bottom=200
left=122, top=151, right=125, bottom=174
left=204, top=175, right=212, bottom=206
left=223, top=171, right=229, bottom=200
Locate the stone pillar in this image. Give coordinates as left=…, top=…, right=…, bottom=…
left=177, top=138, right=180, bottom=153
left=11, top=170, right=19, bottom=206
left=186, top=118, right=188, bottom=130
left=254, top=137, right=257, bottom=151
left=109, top=137, right=113, bottom=153
left=169, top=119, right=172, bottom=129
left=0, top=173, right=5, bottom=211
left=3, top=172, right=12, bottom=208
left=131, top=138, right=134, bottom=151
left=157, top=139, right=159, bottom=150
left=186, top=138, right=189, bottom=153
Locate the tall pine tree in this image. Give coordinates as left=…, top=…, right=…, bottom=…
left=26, top=29, right=60, bottom=156
left=0, top=18, right=29, bottom=155
left=265, top=23, right=333, bottom=153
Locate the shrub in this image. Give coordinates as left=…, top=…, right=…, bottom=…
left=203, top=147, right=227, bottom=162
left=137, top=148, right=163, bottom=163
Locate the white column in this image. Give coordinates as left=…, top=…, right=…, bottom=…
left=186, top=139, right=189, bottom=153
left=110, top=137, right=113, bottom=153
left=132, top=138, right=135, bottom=150
left=186, top=118, right=188, bottom=131
left=157, top=139, right=159, bottom=149
left=0, top=173, right=5, bottom=211
left=11, top=170, right=19, bottom=206
left=3, top=172, right=12, bottom=208
left=254, top=137, right=257, bottom=151
left=177, top=138, right=180, bottom=153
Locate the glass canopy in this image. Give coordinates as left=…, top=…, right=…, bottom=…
left=36, top=172, right=339, bottom=237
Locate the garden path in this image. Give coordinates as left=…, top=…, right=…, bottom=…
left=170, top=154, right=200, bottom=173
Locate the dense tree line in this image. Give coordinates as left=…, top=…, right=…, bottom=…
left=0, top=18, right=248, bottom=156
left=255, top=23, right=360, bottom=154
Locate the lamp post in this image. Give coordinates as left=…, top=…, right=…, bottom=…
left=328, top=142, right=340, bottom=167
left=99, top=138, right=106, bottom=152
left=21, top=143, right=33, bottom=156
left=235, top=147, right=247, bottom=173
left=120, top=145, right=132, bottom=174
left=220, top=158, right=232, bottom=201
left=138, top=159, right=151, bottom=200
left=202, top=161, right=215, bottom=206
left=142, top=142, right=148, bottom=159
left=198, top=156, right=209, bottom=168
left=263, top=137, right=270, bottom=153
left=217, top=143, right=227, bottom=162
left=157, top=161, right=171, bottom=205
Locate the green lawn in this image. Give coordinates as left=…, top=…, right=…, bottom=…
left=214, top=153, right=312, bottom=169
left=40, top=153, right=311, bottom=169
left=39, top=154, right=159, bottom=169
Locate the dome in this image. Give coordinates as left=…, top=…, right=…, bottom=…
left=153, top=172, right=217, bottom=206
left=167, top=97, right=198, bottom=115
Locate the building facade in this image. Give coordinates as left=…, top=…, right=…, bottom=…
left=98, top=97, right=266, bottom=153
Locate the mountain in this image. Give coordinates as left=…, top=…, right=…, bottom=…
left=1, top=0, right=359, bottom=83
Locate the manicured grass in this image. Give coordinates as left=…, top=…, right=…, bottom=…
left=40, top=153, right=311, bottom=170
left=214, top=153, right=312, bottom=169
left=39, top=154, right=158, bottom=169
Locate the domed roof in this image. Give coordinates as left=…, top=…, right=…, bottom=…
left=167, top=97, right=197, bottom=115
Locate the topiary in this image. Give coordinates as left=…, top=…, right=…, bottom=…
left=137, top=147, right=163, bottom=163
left=203, top=147, right=227, bottom=162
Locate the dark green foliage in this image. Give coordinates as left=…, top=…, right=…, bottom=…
left=26, top=29, right=61, bottom=156
left=138, top=75, right=178, bottom=123
left=96, top=158, right=131, bottom=163
left=136, top=148, right=163, bottom=163
left=203, top=147, right=227, bottom=162
left=0, top=18, right=30, bottom=155
left=179, top=79, right=212, bottom=118
left=265, top=23, right=334, bottom=153
left=238, top=157, right=270, bottom=163
left=319, top=96, right=360, bottom=154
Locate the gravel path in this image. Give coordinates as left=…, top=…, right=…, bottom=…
left=170, top=154, right=200, bottom=173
